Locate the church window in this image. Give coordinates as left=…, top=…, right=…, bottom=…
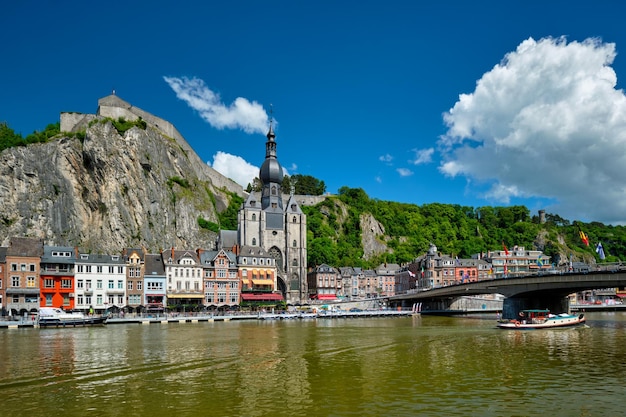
left=271, top=185, right=277, bottom=195
left=293, top=216, right=297, bottom=223
left=291, top=204, right=297, bottom=211
left=292, top=259, right=298, bottom=266
left=293, top=240, right=297, bottom=247
left=252, top=238, right=256, bottom=245
left=252, top=214, right=256, bottom=221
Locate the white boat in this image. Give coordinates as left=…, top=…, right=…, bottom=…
left=38, top=307, right=107, bottom=327
left=497, top=309, right=585, bottom=329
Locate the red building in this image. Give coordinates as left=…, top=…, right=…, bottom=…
left=40, top=245, right=76, bottom=310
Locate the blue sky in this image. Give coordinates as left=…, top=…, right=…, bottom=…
left=3, top=1, right=626, bottom=224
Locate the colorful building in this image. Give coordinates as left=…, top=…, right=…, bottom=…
left=39, top=245, right=76, bottom=309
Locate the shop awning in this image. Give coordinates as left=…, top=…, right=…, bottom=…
left=252, top=279, right=274, bottom=286
left=314, top=294, right=338, bottom=300
left=241, top=293, right=284, bottom=301
left=167, top=293, right=204, bottom=299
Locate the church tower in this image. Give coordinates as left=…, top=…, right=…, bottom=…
left=238, top=122, right=307, bottom=304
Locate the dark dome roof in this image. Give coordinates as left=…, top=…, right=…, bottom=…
left=260, top=158, right=283, bottom=184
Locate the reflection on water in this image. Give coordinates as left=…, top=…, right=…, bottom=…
left=0, top=313, right=625, bottom=416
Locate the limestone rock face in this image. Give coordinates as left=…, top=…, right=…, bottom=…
left=360, top=212, right=391, bottom=259
left=0, top=119, right=241, bottom=253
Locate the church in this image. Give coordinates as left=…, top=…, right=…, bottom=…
left=221, top=123, right=308, bottom=304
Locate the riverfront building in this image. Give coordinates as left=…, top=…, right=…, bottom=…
left=4, top=237, right=43, bottom=317
left=40, top=245, right=76, bottom=310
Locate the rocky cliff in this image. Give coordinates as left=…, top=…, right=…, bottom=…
left=0, top=101, right=243, bottom=253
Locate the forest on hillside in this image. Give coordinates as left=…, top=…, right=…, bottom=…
left=302, top=187, right=626, bottom=269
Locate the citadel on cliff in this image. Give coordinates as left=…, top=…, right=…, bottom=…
left=0, top=94, right=310, bottom=313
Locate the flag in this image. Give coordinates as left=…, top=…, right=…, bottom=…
left=537, top=255, right=543, bottom=267
left=408, top=270, right=416, bottom=277
left=502, top=241, right=509, bottom=256
left=596, top=242, right=606, bottom=260
left=579, top=230, right=589, bottom=246
left=579, top=229, right=589, bottom=246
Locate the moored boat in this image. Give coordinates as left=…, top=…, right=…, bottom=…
left=497, top=309, right=585, bottom=329
left=38, top=307, right=107, bottom=327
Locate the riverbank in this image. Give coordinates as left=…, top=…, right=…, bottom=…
left=0, top=309, right=416, bottom=329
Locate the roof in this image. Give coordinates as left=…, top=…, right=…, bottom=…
left=144, top=254, right=165, bottom=276
left=6, top=237, right=44, bottom=257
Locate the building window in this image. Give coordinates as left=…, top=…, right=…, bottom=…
left=45, top=294, right=53, bottom=306
left=252, top=238, right=256, bottom=246
left=97, top=280, right=103, bottom=289
left=61, top=279, right=71, bottom=289
left=293, top=216, right=297, bottom=223
left=29, top=264, right=36, bottom=272
left=292, top=259, right=298, bottom=266
left=44, top=279, right=54, bottom=288
left=128, top=281, right=133, bottom=290
left=137, top=281, right=142, bottom=290
left=293, top=240, right=297, bottom=247
left=27, top=277, right=36, bottom=288
left=252, top=214, right=256, bottom=221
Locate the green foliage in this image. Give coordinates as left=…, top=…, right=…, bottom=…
left=198, top=217, right=220, bottom=233
left=167, top=176, right=190, bottom=189
left=283, top=174, right=326, bottom=195
left=0, top=121, right=60, bottom=152
left=218, top=192, right=244, bottom=230
left=111, top=117, right=147, bottom=135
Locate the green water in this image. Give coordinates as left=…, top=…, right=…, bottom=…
left=1, top=313, right=625, bottom=417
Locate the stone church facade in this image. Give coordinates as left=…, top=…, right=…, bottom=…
left=237, top=124, right=308, bottom=304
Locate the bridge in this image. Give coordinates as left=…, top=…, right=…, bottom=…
left=387, top=269, right=626, bottom=319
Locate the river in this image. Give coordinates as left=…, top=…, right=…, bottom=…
left=1, top=312, right=625, bottom=417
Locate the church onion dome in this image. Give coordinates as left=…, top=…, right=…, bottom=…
left=260, top=158, right=283, bottom=184
left=259, top=124, right=284, bottom=184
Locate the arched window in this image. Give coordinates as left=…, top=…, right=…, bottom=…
left=292, top=216, right=297, bottom=223
left=252, top=213, right=256, bottom=221
left=271, top=185, right=277, bottom=195
left=293, top=240, right=297, bottom=247
left=252, top=238, right=256, bottom=246
left=292, top=259, right=298, bottom=266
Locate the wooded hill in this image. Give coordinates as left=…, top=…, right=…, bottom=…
left=301, top=186, right=626, bottom=269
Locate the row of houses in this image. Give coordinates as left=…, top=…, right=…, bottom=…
left=0, top=237, right=283, bottom=317
left=1, top=237, right=552, bottom=317
left=307, top=243, right=552, bottom=300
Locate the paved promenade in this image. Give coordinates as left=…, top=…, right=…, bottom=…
left=0, top=309, right=416, bottom=329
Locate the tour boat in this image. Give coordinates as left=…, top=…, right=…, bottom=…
left=497, top=309, right=585, bottom=329
left=38, top=307, right=107, bottom=327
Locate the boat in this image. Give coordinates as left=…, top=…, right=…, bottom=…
left=497, top=309, right=585, bottom=329
left=37, top=307, right=107, bottom=327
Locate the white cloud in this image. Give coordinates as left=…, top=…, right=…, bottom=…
left=163, top=76, right=270, bottom=134
left=379, top=154, right=393, bottom=163
left=439, top=36, right=626, bottom=224
left=209, top=151, right=258, bottom=187
left=375, top=176, right=382, bottom=183
left=410, top=148, right=434, bottom=165
left=397, top=168, right=413, bottom=177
